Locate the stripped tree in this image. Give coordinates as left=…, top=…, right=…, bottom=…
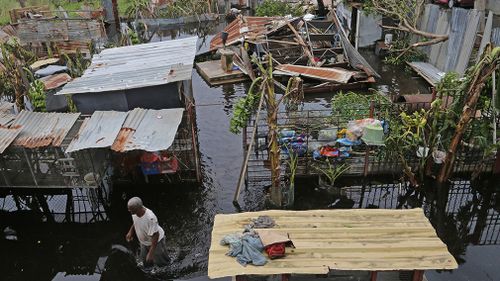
left=438, top=45, right=500, bottom=183
left=366, top=0, right=449, bottom=60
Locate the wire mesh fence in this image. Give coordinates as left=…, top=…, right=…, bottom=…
left=244, top=101, right=499, bottom=187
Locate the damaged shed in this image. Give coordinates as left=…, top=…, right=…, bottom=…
left=202, top=13, right=378, bottom=92
left=58, top=36, right=198, bottom=114
left=66, top=108, right=200, bottom=183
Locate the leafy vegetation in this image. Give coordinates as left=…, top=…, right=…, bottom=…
left=0, top=38, right=36, bottom=108
left=255, top=0, right=303, bottom=17
left=63, top=50, right=91, bottom=78
left=313, top=160, right=349, bottom=187
left=28, top=80, right=46, bottom=111
left=157, top=0, right=211, bottom=19
left=330, top=91, right=390, bottom=121
left=229, top=77, right=262, bottom=134
left=383, top=38, right=427, bottom=66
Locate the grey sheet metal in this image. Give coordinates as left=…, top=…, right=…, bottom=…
left=408, top=62, right=446, bottom=86
left=332, top=11, right=380, bottom=78
left=477, top=11, right=493, bottom=61
left=0, top=127, right=22, bottom=154
left=111, top=108, right=184, bottom=152
left=65, top=111, right=127, bottom=153
left=491, top=28, right=500, bottom=47
left=444, top=8, right=469, bottom=72
left=58, top=36, right=198, bottom=95
left=455, top=9, right=481, bottom=75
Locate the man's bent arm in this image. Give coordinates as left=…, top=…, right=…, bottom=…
left=147, top=231, right=160, bottom=259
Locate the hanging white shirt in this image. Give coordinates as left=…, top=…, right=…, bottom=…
left=132, top=208, right=165, bottom=246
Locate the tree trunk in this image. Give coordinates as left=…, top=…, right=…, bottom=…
left=437, top=61, right=499, bottom=183
left=267, top=79, right=282, bottom=206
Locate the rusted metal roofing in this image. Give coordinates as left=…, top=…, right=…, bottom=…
left=65, top=111, right=128, bottom=153
left=208, top=208, right=457, bottom=279
left=111, top=108, right=184, bottom=152
left=40, top=73, right=72, bottom=90
left=58, top=36, right=198, bottom=95
left=275, top=64, right=355, bottom=83
left=11, top=111, right=80, bottom=148
left=66, top=108, right=184, bottom=153
left=210, top=16, right=292, bottom=50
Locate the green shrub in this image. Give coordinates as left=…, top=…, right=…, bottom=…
left=255, top=0, right=303, bottom=17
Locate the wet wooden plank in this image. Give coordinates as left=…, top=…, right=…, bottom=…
left=196, top=60, right=249, bottom=86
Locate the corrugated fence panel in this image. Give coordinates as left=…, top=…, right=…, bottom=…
left=422, top=4, right=440, bottom=56
left=429, top=9, right=450, bottom=67
left=454, top=9, right=482, bottom=75
left=492, top=28, right=500, bottom=47
left=477, top=11, right=493, bottom=61
left=444, top=8, right=470, bottom=72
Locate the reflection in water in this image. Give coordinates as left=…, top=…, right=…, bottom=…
left=294, top=177, right=500, bottom=269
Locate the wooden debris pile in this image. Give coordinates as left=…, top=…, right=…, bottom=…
left=203, top=13, right=379, bottom=93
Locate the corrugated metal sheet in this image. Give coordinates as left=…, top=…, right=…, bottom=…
left=208, top=209, right=457, bottom=278
left=333, top=12, right=380, bottom=78
left=0, top=127, right=22, bottom=154
left=111, top=108, right=184, bottom=152
left=429, top=9, right=450, bottom=67
left=455, top=9, right=481, bottom=75
left=30, top=58, right=60, bottom=71
left=275, top=64, right=354, bottom=83
left=40, top=73, right=72, bottom=90
left=444, top=8, right=469, bottom=72
left=408, top=62, right=445, bottom=86
left=477, top=11, right=493, bottom=60
left=65, top=111, right=127, bottom=153
left=0, top=113, right=15, bottom=127
left=491, top=28, right=500, bottom=47
left=58, top=36, right=198, bottom=95
left=210, top=16, right=289, bottom=50
left=11, top=111, right=80, bottom=148
left=422, top=4, right=440, bottom=56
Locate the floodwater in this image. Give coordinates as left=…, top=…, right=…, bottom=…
left=0, top=20, right=499, bottom=281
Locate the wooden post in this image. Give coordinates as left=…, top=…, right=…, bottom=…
left=349, top=7, right=358, bottom=46
left=235, top=276, right=247, bottom=281
left=286, top=22, right=318, bottom=66
left=363, top=101, right=375, bottom=177
left=412, top=270, right=424, bottom=281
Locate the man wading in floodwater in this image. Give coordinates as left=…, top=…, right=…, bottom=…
left=126, top=197, right=169, bottom=267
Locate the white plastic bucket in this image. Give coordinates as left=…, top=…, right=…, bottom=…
left=384, top=34, right=393, bottom=45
